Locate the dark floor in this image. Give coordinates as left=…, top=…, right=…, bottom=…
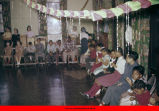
left=0, top=64, right=98, bottom=105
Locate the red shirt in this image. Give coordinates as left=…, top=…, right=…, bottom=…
left=90, top=49, right=96, bottom=59
left=135, top=90, right=150, bottom=105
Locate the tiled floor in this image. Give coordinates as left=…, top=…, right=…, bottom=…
left=0, top=64, right=98, bottom=105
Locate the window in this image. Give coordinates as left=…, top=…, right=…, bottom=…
left=0, top=4, right=4, bottom=32
left=47, top=0, right=62, bottom=42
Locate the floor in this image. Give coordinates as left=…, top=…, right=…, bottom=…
left=0, top=64, right=98, bottom=105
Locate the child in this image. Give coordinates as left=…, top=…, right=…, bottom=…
left=3, top=27, right=12, bottom=47
left=15, top=41, right=23, bottom=65
left=55, top=40, right=64, bottom=65
left=93, top=48, right=110, bottom=76
left=130, top=80, right=151, bottom=105
left=90, top=43, right=104, bottom=74
left=4, top=42, right=12, bottom=64
left=25, top=42, right=36, bottom=62
left=47, top=40, right=56, bottom=63
left=35, top=38, right=45, bottom=61
left=12, top=28, right=20, bottom=47
left=26, top=25, right=35, bottom=44
left=85, top=44, right=96, bottom=73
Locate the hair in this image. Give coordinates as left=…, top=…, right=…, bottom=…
left=128, top=51, right=138, bottom=61
left=133, top=65, right=145, bottom=76
left=116, top=47, right=123, bottom=55
left=49, top=40, right=53, bottom=43
left=28, top=42, right=32, bottom=45
left=14, top=28, right=19, bottom=34
left=57, top=40, right=61, bottom=42
left=81, top=27, right=86, bottom=32
left=97, top=43, right=104, bottom=48
left=89, top=44, right=96, bottom=48
left=37, top=38, right=41, bottom=41
left=27, top=25, right=31, bottom=31
left=6, top=27, right=11, bottom=32
left=132, top=80, right=146, bottom=90
left=101, top=48, right=109, bottom=53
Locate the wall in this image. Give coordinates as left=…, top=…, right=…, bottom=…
left=10, top=0, right=39, bottom=35
left=67, top=0, right=93, bottom=33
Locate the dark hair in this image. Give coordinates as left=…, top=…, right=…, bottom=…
left=101, top=48, right=109, bottom=53
left=132, top=80, right=146, bottom=90
left=28, top=42, right=32, bottom=45
left=133, top=65, right=145, bottom=76
left=14, top=28, right=19, bottom=34
left=57, top=40, right=61, bottom=42
left=128, top=51, right=138, bottom=61
left=27, top=25, right=31, bottom=31
left=81, top=27, right=86, bottom=32
left=6, top=27, right=11, bottom=32
left=97, top=43, right=103, bottom=47
left=89, top=44, right=96, bottom=48
left=116, top=47, right=123, bottom=55
left=37, top=38, right=41, bottom=41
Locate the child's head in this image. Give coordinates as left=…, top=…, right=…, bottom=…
left=91, top=39, right=97, bottom=46
left=132, top=65, right=145, bottom=81
left=27, top=25, right=31, bottom=31
left=6, top=27, right=11, bottom=32
left=96, top=43, right=103, bottom=51
left=37, top=38, right=41, bottom=43
left=17, top=41, right=21, bottom=46
left=101, top=48, right=109, bottom=56
left=89, top=44, right=96, bottom=51
left=49, top=40, right=53, bottom=45
left=6, top=42, right=10, bottom=46
left=126, top=51, right=138, bottom=64
left=28, top=42, right=32, bottom=46
left=132, top=80, right=146, bottom=95
left=57, top=40, right=61, bottom=45
left=14, top=28, right=18, bottom=34
left=73, top=26, right=77, bottom=31
left=110, top=49, right=116, bottom=59
left=115, top=47, right=123, bottom=57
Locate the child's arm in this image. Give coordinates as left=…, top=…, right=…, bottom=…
left=126, top=77, right=133, bottom=86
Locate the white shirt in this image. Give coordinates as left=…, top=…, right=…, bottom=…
left=80, top=32, right=89, bottom=40
left=56, top=44, right=64, bottom=52
left=47, top=44, right=56, bottom=53
left=115, top=56, right=126, bottom=74
left=102, top=55, right=110, bottom=68
left=26, top=31, right=34, bottom=38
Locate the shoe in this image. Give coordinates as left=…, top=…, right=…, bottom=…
left=80, top=92, right=94, bottom=99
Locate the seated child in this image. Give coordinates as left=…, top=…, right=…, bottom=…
left=47, top=40, right=56, bottom=63
left=93, top=48, right=110, bottom=76
left=4, top=42, right=12, bottom=64
left=35, top=38, right=45, bottom=61
left=85, top=44, right=96, bottom=73
left=25, top=42, right=36, bottom=62
left=129, top=80, right=151, bottom=105
left=15, top=41, right=23, bottom=65
left=55, top=40, right=64, bottom=65
left=89, top=43, right=104, bottom=74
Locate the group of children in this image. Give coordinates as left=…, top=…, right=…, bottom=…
left=79, top=40, right=158, bottom=106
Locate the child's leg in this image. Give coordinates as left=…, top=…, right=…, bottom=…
left=85, top=82, right=101, bottom=98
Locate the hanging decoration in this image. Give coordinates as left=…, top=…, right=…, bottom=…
left=116, top=16, right=119, bottom=50
left=24, top=0, right=159, bottom=21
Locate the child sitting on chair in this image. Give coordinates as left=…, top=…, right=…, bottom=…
left=85, top=44, right=96, bottom=73
left=15, top=41, right=23, bottom=66
left=128, top=80, right=151, bottom=105
left=25, top=42, right=36, bottom=62
left=92, top=48, right=110, bottom=76
left=89, top=43, right=104, bottom=74
left=4, top=42, right=12, bottom=64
